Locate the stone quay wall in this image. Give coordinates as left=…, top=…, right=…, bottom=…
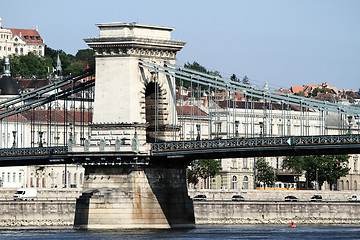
left=194, top=201, right=360, bottom=225
left=1, top=200, right=359, bottom=227
left=0, top=201, right=76, bottom=227
left=0, top=189, right=360, bottom=227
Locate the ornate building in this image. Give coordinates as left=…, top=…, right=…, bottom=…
left=0, top=17, right=45, bottom=58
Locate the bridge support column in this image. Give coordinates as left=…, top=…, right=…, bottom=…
left=73, top=163, right=195, bottom=229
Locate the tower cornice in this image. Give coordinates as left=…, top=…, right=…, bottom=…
left=85, top=37, right=185, bottom=59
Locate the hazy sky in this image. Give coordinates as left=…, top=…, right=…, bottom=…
left=1, top=0, right=359, bottom=91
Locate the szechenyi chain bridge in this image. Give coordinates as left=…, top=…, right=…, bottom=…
left=0, top=22, right=359, bottom=229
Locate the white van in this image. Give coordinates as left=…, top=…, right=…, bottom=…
left=13, top=188, right=37, bottom=201
left=348, top=195, right=360, bottom=201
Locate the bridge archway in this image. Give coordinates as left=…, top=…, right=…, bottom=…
left=145, top=81, right=167, bottom=142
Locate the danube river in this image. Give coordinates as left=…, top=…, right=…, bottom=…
left=0, top=225, right=359, bottom=239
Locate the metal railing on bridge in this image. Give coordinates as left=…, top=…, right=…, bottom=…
left=151, top=134, right=360, bottom=152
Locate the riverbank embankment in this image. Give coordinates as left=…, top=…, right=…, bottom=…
left=0, top=189, right=359, bottom=227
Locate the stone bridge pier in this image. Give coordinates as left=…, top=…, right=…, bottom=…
left=73, top=22, right=194, bottom=229
left=74, top=161, right=195, bottom=229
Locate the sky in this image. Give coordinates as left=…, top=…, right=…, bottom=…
left=1, top=0, right=359, bottom=91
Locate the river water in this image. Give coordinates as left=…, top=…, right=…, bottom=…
left=0, top=225, right=360, bottom=240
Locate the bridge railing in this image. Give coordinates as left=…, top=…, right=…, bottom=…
left=151, top=134, right=360, bottom=152
left=0, top=146, right=68, bottom=156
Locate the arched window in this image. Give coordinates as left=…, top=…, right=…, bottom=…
left=340, top=180, right=344, bottom=190
left=346, top=180, right=349, bottom=190
left=354, top=181, right=357, bottom=191
left=243, top=176, right=249, bottom=189
left=231, top=176, right=237, bottom=189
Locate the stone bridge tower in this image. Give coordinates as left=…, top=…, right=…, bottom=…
left=74, top=23, right=194, bottom=229
left=84, top=22, right=185, bottom=153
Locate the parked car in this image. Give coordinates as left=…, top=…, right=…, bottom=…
left=284, top=195, right=299, bottom=202
left=232, top=194, right=245, bottom=201
left=193, top=194, right=207, bottom=201
left=310, top=195, right=322, bottom=202
left=348, top=195, right=360, bottom=201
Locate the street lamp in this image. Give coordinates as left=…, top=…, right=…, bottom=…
left=235, top=121, right=239, bottom=137
left=38, top=131, right=43, bottom=148
left=12, top=131, right=17, bottom=148
left=196, top=124, right=201, bottom=140
left=259, top=122, right=263, bottom=137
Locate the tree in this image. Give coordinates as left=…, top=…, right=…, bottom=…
left=8, top=53, right=51, bottom=78
left=4, top=47, right=94, bottom=79
left=294, top=91, right=306, bottom=97
left=75, top=49, right=95, bottom=68
left=187, top=159, right=221, bottom=186
left=242, top=75, right=250, bottom=85
left=282, top=155, right=350, bottom=190
left=184, top=61, right=222, bottom=78
left=230, top=74, right=240, bottom=82
left=311, top=87, right=335, bottom=97
left=255, top=158, right=275, bottom=189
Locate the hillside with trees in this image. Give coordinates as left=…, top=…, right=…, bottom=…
left=1, top=46, right=94, bottom=79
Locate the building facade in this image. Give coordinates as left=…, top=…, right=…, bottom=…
left=178, top=94, right=360, bottom=191
left=0, top=17, right=45, bottom=58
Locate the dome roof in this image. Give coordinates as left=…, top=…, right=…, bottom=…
left=0, top=76, right=21, bottom=95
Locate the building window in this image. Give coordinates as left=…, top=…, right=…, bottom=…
left=232, top=159, right=237, bottom=169
left=354, top=160, right=358, bottom=171
left=243, top=158, right=248, bottom=169
left=231, top=176, right=237, bottom=189
left=355, top=181, right=357, bottom=191
left=346, top=180, right=349, bottom=190
left=7, top=172, right=10, bottom=182
left=19, top=173, right=22, bottom=183
left=13, top=173, right=16, bottom=182
left=243, top=176, right=249, bottom=189
left=62, top=172, right=65, bottom=185
left=80, top=173, right=83, bottom=185
left=73, top=173, right=77, bottom=186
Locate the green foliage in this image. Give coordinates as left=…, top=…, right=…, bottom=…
left=311, top=87, right=335, bottom=97
left=197, top=159, right=221, bottom=179
left=179, top=61, right=223, bottom=90
left=255, top=158, right=275, bottom=189
left=3, top=46, right=94, bottom=79
left=242, top=75, right=250, bottom=85
left=187, top=168, right=199, bottom=185
left=7, top=53, right=52, bottom=78
left=230, top=74, right=240, bottom=82
left=282, top=155, right=350, bottom=190
left=187, top=159, right=221, bottom=185
left=294, top=91, right=306, bottom=97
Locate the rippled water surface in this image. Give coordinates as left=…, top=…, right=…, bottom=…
left=0, top=225, right=360, bottom=239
